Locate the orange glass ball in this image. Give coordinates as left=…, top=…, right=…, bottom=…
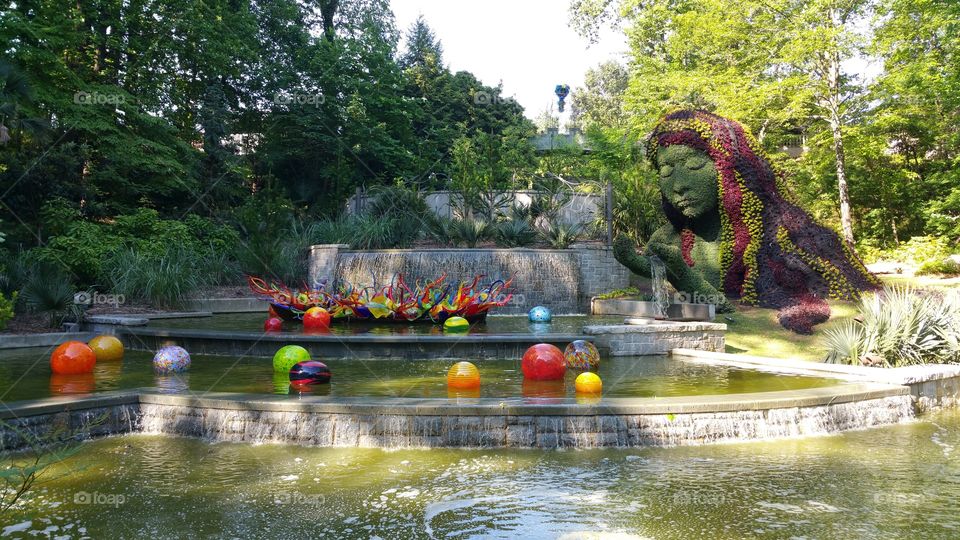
left=446, top=361, right=481, bottom=390
left=88, top=335, right=124, bottom=362
left=575, top=372, right=603, bottom=394
left=521, top=344, right=566, bottom=381
left=303, top=307, right=331, bottom=330
left=50, top=341, right=97, bottom=375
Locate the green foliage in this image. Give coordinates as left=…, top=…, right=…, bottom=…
left=102, top=246, right=207, bottom=309
left=448, top=217, right=492, bottom=248
left=18, top=263, right=78, bottom=328
left=539, top=221, right=583, bottom=249
left=0, top=291, right=15, bottom=331
left=363, top=185, right=429, bottom=247
left=916, top=258, right=960, bottom=277
left=494, top=219, right=538, bottom=248
left=595, top=287, right=653, bottom=300
left=824, top=287, right=960, bottom=366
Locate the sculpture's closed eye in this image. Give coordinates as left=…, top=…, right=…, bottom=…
left=659, top=165, right=674, bottom=177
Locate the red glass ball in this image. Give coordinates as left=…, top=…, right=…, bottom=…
left=521, top=344, right=566, bottom=381
left=264, top=317, right=283, bottom=332
left=50, top=341, right=97, bottom=375
left=303, top=307, right=331, bottom=330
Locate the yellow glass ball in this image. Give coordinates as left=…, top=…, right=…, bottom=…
left=88, top=335, right=124, bottom=362
left=447, top=361, right=481, bottom=389
left=575, top=372, right=602, bottom=394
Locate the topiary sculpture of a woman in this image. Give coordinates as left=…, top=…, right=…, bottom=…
left=614, top=110, right=880, bottom=333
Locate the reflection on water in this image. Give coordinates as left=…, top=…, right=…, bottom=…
left=0, top=349, right=840, bottom=402
left=5, top=409, right=960, bottom=539
left=150, top=313, right=627, bottom=336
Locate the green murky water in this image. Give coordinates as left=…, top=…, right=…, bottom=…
left=3, top=409, right=958, bottom=539
left=150, top=313, right=625, bottom=335
left=0, top=349, right=838, bottom=402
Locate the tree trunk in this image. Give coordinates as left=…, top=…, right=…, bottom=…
left=824, top=30, right=855, bottom=247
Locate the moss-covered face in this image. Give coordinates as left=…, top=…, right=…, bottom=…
left=657, top=145, right=718, bottom=219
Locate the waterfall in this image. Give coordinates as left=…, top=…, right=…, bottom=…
left=649, top=256, right=669, bottom=319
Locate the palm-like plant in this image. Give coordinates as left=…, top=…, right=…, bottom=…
left=0, top=61, right=49, bottom=146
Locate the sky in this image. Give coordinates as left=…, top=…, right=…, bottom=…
left=390, top=0, right=627, bottom=123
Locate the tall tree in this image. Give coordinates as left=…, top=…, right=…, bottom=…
left=569, top=0, right=874, bottom=245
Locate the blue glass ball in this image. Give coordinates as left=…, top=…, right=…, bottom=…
left=528, top=306, right=552, bottom=323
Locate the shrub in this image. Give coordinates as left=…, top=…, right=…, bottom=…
left=539, top=220, right=582, bottom=249
left=824, top=286, right=960, bottom=366
left=449, top=217, right=492, bottom=248
left=494, top=219, right=537, bottom=247
left=363, top=185, right=429, bottom=247
left=916, top=258, right=960, bottom=276
left=18, top=263, right=79, bottom=327
left=0, top=291, right=15, bottom=330
left=102, top=246, right=207, bottom=309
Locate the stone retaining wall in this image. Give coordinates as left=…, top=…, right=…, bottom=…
left=0, top=385, right=914, bottom=451
left=308, top=244, right=630, bottom=314
left=585, top=321, right=727, bottom=356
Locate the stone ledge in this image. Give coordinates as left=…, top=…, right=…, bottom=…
left=0, top=332, right=94, bottom=350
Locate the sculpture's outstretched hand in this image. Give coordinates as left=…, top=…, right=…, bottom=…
left=612, top=236, right=651, bottom=278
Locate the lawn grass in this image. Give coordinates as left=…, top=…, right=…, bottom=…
left=721, top=274, right=960, bottom=361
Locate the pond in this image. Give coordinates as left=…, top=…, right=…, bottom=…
left=3, top=408, right=958, bottom=539
left=0, top=349, right=839, bottom=402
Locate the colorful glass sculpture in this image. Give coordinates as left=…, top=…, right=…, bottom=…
left=521, top=344, right=566, bottom=381
left=564, top=340, right=600, bottom=370
left=88, top=335, right=124, bottom=362
left=247, top=274, right=512, bottom=323
left=50, top=341, right=97, bottom=375
left=273, top=345, right=311, bottom=373
left=447, top=361, right=481, bottom=390
left=153, top=346, right=191, bottom=374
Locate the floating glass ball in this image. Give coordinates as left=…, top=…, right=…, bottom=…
left=575, top=372, right=603, bottom=394
left=88, top=335, right=124, bottom=362
left=528, top=306, right=552, bottom=322
left=50, top=341, right=97, bottom=375
left=443, top=316, right=470, bottom=333
left=564, top=340, right=600, bottom=370
left=264, top=317, right=283, bottom=332
left=303, top=307, right=331, bottom=331
left=447, top=361, right=481, bottom=389
left=289, top=360, right=331, bottom=387
left=273, top=345, right=311, bottom=373
left=153, top=345, right=191, bottom=374
left=521, top=343, right=566, bottom=380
